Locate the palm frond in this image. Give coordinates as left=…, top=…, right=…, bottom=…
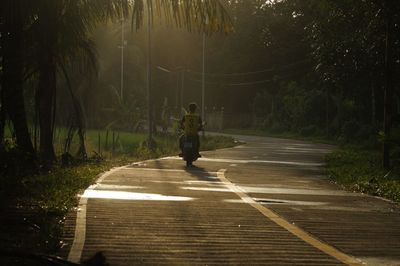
left=132, top=0, right=233, bottom=33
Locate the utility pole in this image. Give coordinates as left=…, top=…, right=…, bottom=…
left=201, top=32, right=206, bottom=137
left=176, top=71, right=179, bottom=109
left=383, top=4, right=393, bottom=170
left=146, top=4, right=155, bottom=149
left=156, top=66, right=183, bottom=115
left=181, top=69, right=185, bottom=112
left=120, top=17, right=125, bottom=102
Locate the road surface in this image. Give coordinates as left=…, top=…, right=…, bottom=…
left=60, top=135, right=400, bottom=265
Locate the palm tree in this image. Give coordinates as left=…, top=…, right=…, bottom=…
left=0, top=1, right=36, bottom=157
left=31, top=0, right=231, bottom=163
left=1, top=0, right=231, bottom=164
left=131, top=0, right=232, bottom=147
left=131, top=0, right=232, bottom=33
left=28, top=0, right=130, bottom=163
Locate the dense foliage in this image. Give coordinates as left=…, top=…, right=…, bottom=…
left=0, top=0, right=131, bottom=168
left=122, top=0, right=399, bottom=168
left=327, top=147, right=400, bottom=202
left=191, top=0, right=399, bottom=168
left=1, top=0, right=400, bottom=169
left=205, top=0, right=400, bottom=140
left=0, top=0, right=231, bottom=169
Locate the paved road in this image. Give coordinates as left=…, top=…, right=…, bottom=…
left=61, top=135, right=400, bottom=265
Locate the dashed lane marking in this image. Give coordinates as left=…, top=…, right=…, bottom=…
left=217, top=169, right=364, bottom=266
left=67, top=158, right=343, bottom=264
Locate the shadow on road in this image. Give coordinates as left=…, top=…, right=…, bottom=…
left=184, top=165, right=220, bottom=183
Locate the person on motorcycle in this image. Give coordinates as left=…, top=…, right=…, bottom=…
left=179, top=102, right=203, bottom=157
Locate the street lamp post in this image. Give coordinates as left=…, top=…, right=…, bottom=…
left=156, top=66, right=184, bottom=114
left=146, top=5, right=155, bottom=148
left=201, top=32, right=206, bottom=137
left=120, top=18, right=125, bottom=101
left=181, top=69, right=185, bottom=112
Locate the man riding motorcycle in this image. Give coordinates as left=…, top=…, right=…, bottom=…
left=179, top=102, right=203, bottom=158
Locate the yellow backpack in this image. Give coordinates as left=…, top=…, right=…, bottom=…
left=183, top=114, right=201, bottom=136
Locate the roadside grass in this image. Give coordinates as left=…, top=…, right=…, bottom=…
left=0, top=160, right=116, bottom=255
left=326, top=147, right=400, bottom=203
left=0, top=131, right=236, bottom=256
left=52, top=128, right=148, bottom=157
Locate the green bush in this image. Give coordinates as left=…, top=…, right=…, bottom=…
left=326, top=147, right=400, bottom=202
left=270, top=122, right=286, bottom=133
left=300, top=125, right=319, bottom=137
left=356, top=125, right=376, bottom=140
left=340, top=120, right=361, bottom=142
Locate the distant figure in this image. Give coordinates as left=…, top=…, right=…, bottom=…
left=179, top=102, right=203, bottom=157
left=161, top=97, right=170, bottom=134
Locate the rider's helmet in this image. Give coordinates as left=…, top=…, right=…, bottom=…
left=188, top=102, right=197, bottom=113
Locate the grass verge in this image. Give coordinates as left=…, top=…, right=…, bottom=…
left=326, top=147, right=400, bottom=203
left=0, top=160, right=117, bottom=255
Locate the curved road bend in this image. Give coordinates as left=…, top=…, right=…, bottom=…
left=61, top=135, right=400, bottom=265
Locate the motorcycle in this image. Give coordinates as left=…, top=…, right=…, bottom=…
left=180, top=135, right=199, bottom=167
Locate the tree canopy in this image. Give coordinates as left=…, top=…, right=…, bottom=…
left=1, top=0, right=400, bottom=169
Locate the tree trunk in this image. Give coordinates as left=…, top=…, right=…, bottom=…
left=71, top=90, right=87, bottom=159
left=77, top=127, right=87, bottom=159
left=0, top=92, right=5, bottom=148
left=37, top=54, right=57, bottom=163
left=383, top=6, right=393, bottom=170
left=371, top=78, right=376, bottom=125
left=2, top=5, right=35, bottom=156
left=326, top=86, right=329, bottom=136
left=63, top=68, right=87, bottom=159
left=0, top=22, right=4, bottom=148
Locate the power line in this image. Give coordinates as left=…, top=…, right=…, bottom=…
left=229, top=79, right=274, bottom=86
left=186, top=59, right=310, bottom=77
left=186, top=69, right=308, bottom=86
left=186, top=77, right=274, bottom=86
left=155, top=60, right=311, bottom=86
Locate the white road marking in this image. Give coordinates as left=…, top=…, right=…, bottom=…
left=67, top=163, right=212, bottom=263
left=82, top=190, right=194, bottom=201
left=149, top=179, right=220, bottom=185
left=67, top=197, right=88, bottom=263
left=95, top=184, right=144, bottom=190
left=224, top=198, right=328, bottom=206
left=180, top=185, right=358, bottom=196
left=67, top=165, right=128, bottom=263
left=123, top=167, right=218, bottom=175
left=181, top=186, right=231, bottom=192
left=239, top=185, right=357, bottom=196
left=160, top=156, right=324, bottom=167
left=66, top=155, right=332, bottom=263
